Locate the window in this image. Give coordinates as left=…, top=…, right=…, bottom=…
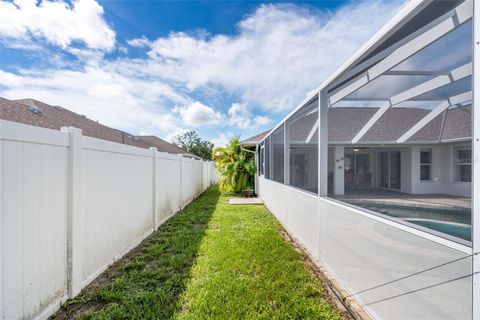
left=454, top=148, right=471, bottom=182
left=420, top=149, right=432, bottom=181
left=272, top=126, right=285, bottom=183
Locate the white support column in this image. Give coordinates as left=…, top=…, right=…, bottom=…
left=150, top=147, right=159, bottom=229
left=409, top=146, right=420, bottom=194
left=319, top=90, right=329, bottom=196
left=317, top=90, right=328, bottom=261
left=269, top=137, right=274, bottom=179
left=254, top=145, right=259, bottom=194
left=333, top=146, right=345, bottom=196
left=472, top=0, right=480, bottom=318
left=61, top=126, right=83, bottom=298
left=284, top=122, right=290, bottom=185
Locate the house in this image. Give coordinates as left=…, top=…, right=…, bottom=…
left=242, top=1, right=478, bottom=319
left=244, top=105, right=472, bottom=198
left=0, top=97, right=190, bottom=156
left=135, top=135, right=190, bottom=156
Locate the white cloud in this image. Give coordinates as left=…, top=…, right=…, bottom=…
left=173, top=101, right=222, bottom=127
left=0, top=69, right=24, bottom=87
left=210, top=132, right=232, bottom=148
left=228, top=103, right=270, bottom=129
left=0, top=0, right=405, bottom=138
left=0, top=0, right=115, bottom=51
left=127, top=1, right=402, bottom=112
left=165, top=127, right=190, bottom=143
left=118, top=46, right=128, bottom=54
left=127, top=36, right=150, bottom=48
left=0, top=66, right=185, bottom=135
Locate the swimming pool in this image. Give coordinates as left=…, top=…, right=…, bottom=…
left=345, top=202, right=472, bottom=241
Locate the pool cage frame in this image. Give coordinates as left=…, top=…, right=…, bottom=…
left=256, top=1, right=479, bottom=318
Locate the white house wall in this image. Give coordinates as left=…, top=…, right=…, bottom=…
left=259, top=176, right=472, bottom=319
left=329, top=144, right=471, bottom=197
left=0, top=120, right=217, bottom=320
left=409, top=143, right=471, bottom=197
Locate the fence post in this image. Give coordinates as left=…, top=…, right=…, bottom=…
left=201, top=160, right=204, bottom=193
left=179, top=155, right=183, bottom=210
left=150, top=148, right=159, bottom=229
left=61, top=126, right=83, bottom=298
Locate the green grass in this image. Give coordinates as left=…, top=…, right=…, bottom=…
left=53, top=186, right=344, bottom=320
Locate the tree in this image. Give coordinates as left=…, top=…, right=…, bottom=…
left=172, top=130, right=214, bottom=160
left=212, top=137, right=256, bottom=193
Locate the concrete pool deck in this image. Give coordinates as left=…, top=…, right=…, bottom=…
left=330, top=189, right=470, bottom=211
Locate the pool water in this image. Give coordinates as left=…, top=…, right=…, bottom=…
left=404, top=219, right=471, bottom=241
left=348, top=202, right=472, bottom=241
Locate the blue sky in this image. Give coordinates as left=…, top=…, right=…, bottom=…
left=0, top=0, right=403, bottom=145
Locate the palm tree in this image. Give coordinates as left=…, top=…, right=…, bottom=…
left=212, top=137, right=256, bottom=193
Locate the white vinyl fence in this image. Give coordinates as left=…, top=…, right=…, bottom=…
left=0, top=120, right=218, bottom=320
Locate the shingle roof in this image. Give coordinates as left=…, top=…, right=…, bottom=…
left=244, top=106, right=471, bottom=144
left=136, top=135, right=188, bottom=155
left=329, top=107, right=378, bottom=142
left=242, top=129, right=271, bottom=144
left=360, top=108, right=430, bottom=142
left=0, top=97, right=187, bottom=154
left=441, top=105, right=471, bottom=141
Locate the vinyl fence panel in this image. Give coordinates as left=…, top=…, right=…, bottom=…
left=156, top=152, right=182, bottom=226
left=79, top=136, right=154, bottom=289
left=1, top=121, right=69, bottom=320
left=0, top=120, right=218, bottom=320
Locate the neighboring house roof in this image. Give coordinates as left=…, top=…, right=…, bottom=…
left=0, top=97, right=188, bottom=155
left=135, top=135, right=188, bottom=155
left=242, top=129, right=271, bottom=145
left=243, top=106, right=472, bottom=145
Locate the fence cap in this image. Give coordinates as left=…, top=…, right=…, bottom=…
left=61, top=126, right=83, bottom=134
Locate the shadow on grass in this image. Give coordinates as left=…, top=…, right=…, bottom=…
left=51, top=187, right=220, bottom=320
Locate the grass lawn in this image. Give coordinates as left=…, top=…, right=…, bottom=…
left=53, top=186, right=345, bottom=320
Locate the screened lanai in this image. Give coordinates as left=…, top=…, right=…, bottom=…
left=252, top=1, right=479, bottom=319
left=259, top=0, right=473, bottom=244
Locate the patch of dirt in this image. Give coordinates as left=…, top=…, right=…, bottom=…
left=50, top=227, right=164, bottom=320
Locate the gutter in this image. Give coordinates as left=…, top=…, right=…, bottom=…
left=240, top=146, right=256, bottom=154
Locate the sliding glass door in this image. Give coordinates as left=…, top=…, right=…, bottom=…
left=379, top=151, right=401, bottom=190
